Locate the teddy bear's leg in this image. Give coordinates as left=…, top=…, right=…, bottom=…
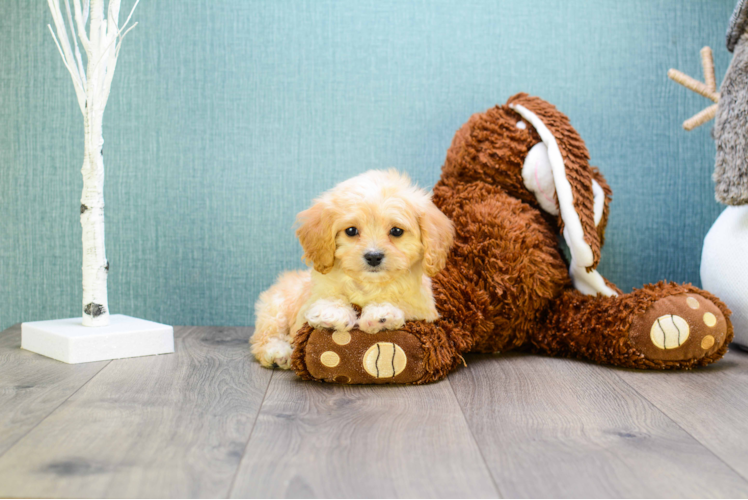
left=291, top=319, right=463, bottom=384
left=533, top=282, right=733, bottom=368
left=433, top=181, right=572, bottom=354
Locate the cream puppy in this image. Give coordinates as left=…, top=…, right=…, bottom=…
left=250, top=169, right=455, bottom=369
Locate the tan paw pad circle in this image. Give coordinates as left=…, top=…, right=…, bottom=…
left=332, top=331, right=351, bottom=345
left=701, top=335, right=715, bottom=350
left=686, top=296, right=700, bottom=309
left=650, top=315, right=690, bottom=349
left=320, top=351, right=340, bottom=367
left=703, top=312, right=717, bottom=327
left=363, top=342, right=407, bottom=378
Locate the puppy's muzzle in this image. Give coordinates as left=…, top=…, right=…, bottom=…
left=364, top=251, right=385, bottom=267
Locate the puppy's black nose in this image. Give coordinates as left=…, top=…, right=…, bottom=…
left=364, top=251, right=385, bottom=267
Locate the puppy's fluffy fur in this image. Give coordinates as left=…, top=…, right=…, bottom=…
left=250, top=169, right=455, bottom=369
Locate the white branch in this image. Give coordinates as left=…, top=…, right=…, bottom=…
left=105, top=0, right=121, bottom=58
left=64, top=0, right=86, bottom=86
left=47, top=0, right=80, bottom=80
left=107, top=0, right=121, bottom=32
left=47, top=0, right=73, bottom=56
left=47, top=26, right=83, bottom=92
left=72, top=0, right=91, bottom=56
left=88, top=24, right=121, bottom=77
left=117, top=0, right=139, bottom=38
left=46, top=2, right=87, bottom=113
left=91, top=10, right=138, bottom=70
left=100, top=0, right=140, bottom=106
left=115, top=21, right=137, bottom=57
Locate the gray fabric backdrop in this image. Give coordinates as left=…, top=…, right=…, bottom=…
left=0, top=0, right=733, bottom=330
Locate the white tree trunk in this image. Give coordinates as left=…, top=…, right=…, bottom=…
left=80, top=110, right=109, bottom=326
left=47, top=0, right=139, bottom=327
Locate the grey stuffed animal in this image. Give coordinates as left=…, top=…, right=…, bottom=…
left=714, top=0, right=748, bottom=205
left=669, top=0, right=748, bottom=205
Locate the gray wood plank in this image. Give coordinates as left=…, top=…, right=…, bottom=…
left=0, top=326, right=272, bottom=499
left=449, top=352, right=748, bottom=498
left=616, top=348, right=748, bottom=481
left=0, top=324, right=110, bottom=457
left=230, top=370, right=499, bottom=499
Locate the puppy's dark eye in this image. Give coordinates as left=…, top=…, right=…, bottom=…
left=345, top=227, right=358, bottom=237
left=390, top=227, right=404, bottom=237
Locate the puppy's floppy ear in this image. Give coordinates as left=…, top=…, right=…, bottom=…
left=296, top=200, right=337, bottom=274
left=419, top=199, right=455, bottom=277
left=508, top=93, right=617, bottom=297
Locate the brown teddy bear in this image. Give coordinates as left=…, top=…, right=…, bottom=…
left=291, top=93, right=734, bottom=384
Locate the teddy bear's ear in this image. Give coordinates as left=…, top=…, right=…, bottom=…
left=295, top=200, right=337, bottom=274
left=508, top=93, right=617, bottom=297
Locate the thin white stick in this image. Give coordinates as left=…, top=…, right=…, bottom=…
left=106, top=0, right=121, bottom=56
left=117, top=0, right=140, bottom=39
left=47, top=0, right=78, bottom=76
left=47, top=25, right=81, bottom=89
left=49, top=4, right=88, bottom=113
left=47, top=25, right=76, bottom=84
left=72, top=0, right=91, bottom=55
left=64, top=0, right=87, bottom=86
left=89, top=5, right=133, bottom=72
left=89, top=25, right=119, bottom=69
left=47, top=0, right=87, bottom=115
left=101, top=1, right=140, bottom=105
left=47, top=24, right=86, bottom=112
left=115, top=22, right=137, bottom=57
left=96, top=0, right=138, bottom=67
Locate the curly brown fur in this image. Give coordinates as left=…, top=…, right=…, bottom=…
left=290, top=323, right=316, bottom=381
left=535, top=282, right=733, bottom=369
left=591, top=166, right=613, bottom=244
left=401, top=320, right=465, bottom=384
left=432, top=182, right=570, bottom=353
left=292, top=94, right=733, bottom=384
left=507, top=93, right=603, bottom=269
left=440, top=104, right=543, bottom=208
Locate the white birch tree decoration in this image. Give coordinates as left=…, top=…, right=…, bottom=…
left=21, top=0, right=174, bottom=364
left=46, top=0, right=139, bottom=327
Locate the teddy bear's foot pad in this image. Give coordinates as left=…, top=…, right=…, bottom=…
left=629, top=293, right=728, bottom=361
left=303, top=328, right=426, bottom=384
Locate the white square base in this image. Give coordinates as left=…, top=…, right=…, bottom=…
left=21, top=314, right=174, bottom=364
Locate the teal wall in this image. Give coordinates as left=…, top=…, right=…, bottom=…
left=0, top=0, right=733, bottom=330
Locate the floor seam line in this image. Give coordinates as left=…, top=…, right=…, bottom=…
left=448, top=375, right=504, bottom=499
left=613, top=370, right=748, bottom=484
left=0, top=358, right=113, bottom=461
left=225, top=367, right=275, bottom=498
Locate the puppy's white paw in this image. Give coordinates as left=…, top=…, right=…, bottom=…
left=305, top=299, right=358, bottom=331
left=255, top=337, right=293, bottom=369
left=359, top=303, right=405, bottom=334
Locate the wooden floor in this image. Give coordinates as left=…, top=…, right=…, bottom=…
left=1, top=325, right=748, bottom=498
